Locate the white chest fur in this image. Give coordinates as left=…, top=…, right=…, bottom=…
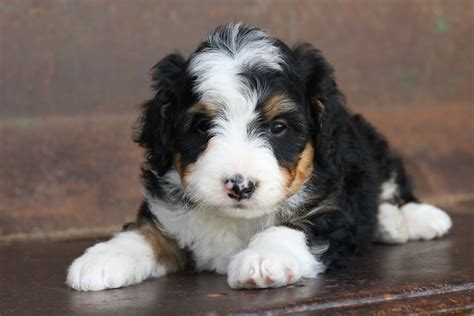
left=147, top=197, right=276, bottom=273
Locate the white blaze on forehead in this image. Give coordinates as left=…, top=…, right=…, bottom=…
left=182, top=24, right=288, bottom=216
left=188, top=23, right=284, bottom=112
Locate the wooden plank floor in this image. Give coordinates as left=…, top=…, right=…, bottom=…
left=0, top=212, right=472, bottom=315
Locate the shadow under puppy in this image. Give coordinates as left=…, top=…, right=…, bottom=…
left=67, top=23, right=452, bottom=291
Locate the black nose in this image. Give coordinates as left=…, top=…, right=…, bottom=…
left=224, top=174, right=256, bottom=201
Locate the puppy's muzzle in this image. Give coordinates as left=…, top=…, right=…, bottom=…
left=224, top=174, right=256, bottom=201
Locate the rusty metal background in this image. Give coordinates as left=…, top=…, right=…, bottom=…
left=0, top=0, right=473, bottom=237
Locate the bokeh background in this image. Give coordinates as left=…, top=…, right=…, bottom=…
left=1, top=0, right=473, bottom=240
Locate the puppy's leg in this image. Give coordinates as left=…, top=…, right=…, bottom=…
left=375, top=172, right=452, bottom=243
left=400, top=202, right=452, bottom=241
left=376, top=202, right=452, bottom=243
left=350, top=114, right=452, bottom=243
left=66, top=220, right=185, bottom=291
left=227, top=226, right=325, bottom=289
left=375, top=203, right=409, bottom=243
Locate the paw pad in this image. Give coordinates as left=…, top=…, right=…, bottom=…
left=227, top=250, right=302, bottom=289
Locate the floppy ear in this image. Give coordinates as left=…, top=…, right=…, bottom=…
left=292, top=43, right=342, bottom=105
left=133, top=53, right=187, bottom=176
left=292, top=43, right=346, bottom=147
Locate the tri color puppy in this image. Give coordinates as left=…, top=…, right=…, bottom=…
left=67, top=23, right=452, bottom=291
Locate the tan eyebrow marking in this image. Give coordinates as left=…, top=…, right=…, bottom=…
left=312, top=97, right=325, bottom=112
left=187, top=101, right=218, bottom=116
left=262, top=94, right=297, bottom=120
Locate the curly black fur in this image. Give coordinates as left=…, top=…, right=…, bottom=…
left=132, top=23, right=418, bottom=271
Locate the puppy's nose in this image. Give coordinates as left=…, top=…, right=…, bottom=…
left=224, top=174, right=256, bottom=201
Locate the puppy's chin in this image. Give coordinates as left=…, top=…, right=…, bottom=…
left=218, top=204, right=276, bottom=219
left=191, top=197, right=279, bottom=219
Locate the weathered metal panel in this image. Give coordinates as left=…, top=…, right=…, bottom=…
left=0, top=1, right=472, bottom=236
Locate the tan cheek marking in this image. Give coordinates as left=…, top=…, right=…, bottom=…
left=174, top=153, right=187, bottom=185
left=138, top=223, right=187, bottom=272
left=174, top=153, right=182, bottom=174
left=282, top=143, right=314, bottom=196
left=281, top=165, right=297, bottom=190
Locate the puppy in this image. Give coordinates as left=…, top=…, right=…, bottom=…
left=67, top=23, right=452, bottom=291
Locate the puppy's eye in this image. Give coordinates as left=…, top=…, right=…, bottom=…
left=270, top=119, right=288, bottom=136
left=193, top=118, right=211, bottom=135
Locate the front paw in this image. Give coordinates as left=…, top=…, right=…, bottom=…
left=67, top=245, right=141, bottom=291
left=66, top=232, right=162, bottom=291
left=227, top=249, right=302, bottom=289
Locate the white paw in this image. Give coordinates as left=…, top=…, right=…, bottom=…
left=227, top=249, right=302, bottom=289
left=66, top=232, right=164, bottom=291
left=67, top=246, right=144, bottom=291
left=375, top=203, right=409, bottom=244
left=401, top=203, right=452, bottom=240
left=227, top=226, right=325, bottom=289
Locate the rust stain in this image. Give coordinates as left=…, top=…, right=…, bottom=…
left=0, top=0, right=472, bottom=237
